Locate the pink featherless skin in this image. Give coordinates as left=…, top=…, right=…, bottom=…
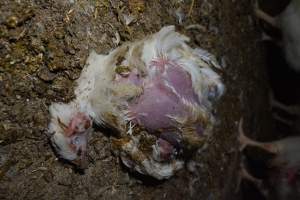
left=65, top=112, right=91, bottom=136
left=114, top=56, right=209, bottom=165
left=101, top=27, right=224, bottom=179
left=49, top=26, right=224, bottom=179
left=127, top=57, right=200, bottom=131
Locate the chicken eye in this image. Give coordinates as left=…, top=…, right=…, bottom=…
left=72, top=136, right=80, bottom=145
left=208, top=85, right=218, bottom=101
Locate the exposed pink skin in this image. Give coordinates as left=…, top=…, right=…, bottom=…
left=113, top=58, right=205, bottom=162
left=150, top=58, right=199, bottom=104
left=57, top=112, right=91, bottom=168
left=128, top=57, right=201, bottom=131
left=130, top=79, right=187, bottom=130
left=65, top=112, right=91, bottom=136
left=160, top=131, right=182, bottom=150
left=157, top=138, right=175, bottom=161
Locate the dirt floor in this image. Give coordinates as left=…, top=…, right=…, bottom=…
left=0, top=0, right=270, bottom=199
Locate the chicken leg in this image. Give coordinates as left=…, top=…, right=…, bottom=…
left=254, top=1, right=278, bottom=28
left=238, top=118, right=279, bottom=154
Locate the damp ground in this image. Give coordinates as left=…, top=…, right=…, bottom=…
left=0, top=1, right=268, bottom=199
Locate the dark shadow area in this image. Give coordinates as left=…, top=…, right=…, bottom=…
left=240, top=3, right=300, bottom=197
left=119, top=160, right=166, bottom=186
left=265, top=41, right=300, bottom=105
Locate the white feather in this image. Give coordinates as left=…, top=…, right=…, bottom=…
left=279, top=0, right=300, bottom=71
left=88, top=26, right=224, bottom=131
left=49, top=26, right=224, bottom=178
left=48, top=102, right=79, bottom=160
left=141, top=26, right=224, bottom=108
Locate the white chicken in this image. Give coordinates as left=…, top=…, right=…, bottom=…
left=238, top=118, right=300, bottom=199
left=49, top=26, right=225, bottom=179
left=48, top=52, right=104, bottom=167
left=255, top=0, right=300, bottom=71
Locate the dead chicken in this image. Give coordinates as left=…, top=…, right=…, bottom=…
left=48, top=51, right=104, bottom=168
left=238, top=118, right=300, bottom=199
left=255, top=0, right=300, bottom=71
left=49, top=26, right=225, bottom=179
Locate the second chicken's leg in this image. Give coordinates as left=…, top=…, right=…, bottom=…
left=238, top=119, right=278, bottom=154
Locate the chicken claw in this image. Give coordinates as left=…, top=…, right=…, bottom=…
left=238, top=118, right=278, bottom=154
left=254, top=1, right=278, bottom=28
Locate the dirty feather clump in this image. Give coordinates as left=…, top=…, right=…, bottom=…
left=48, top=26, right=225, bottom=179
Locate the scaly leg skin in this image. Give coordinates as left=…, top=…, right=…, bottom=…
left=270, top=97, right=300, bottom=116
left=235, top=161, right=268, bottom=197
left=238, top=118, right=278, bottom=154
left=236, top=164, right=263, bottom=191
left=272, top=113, right=293, bottom=126
left=254, top=1, right=278, bottom=28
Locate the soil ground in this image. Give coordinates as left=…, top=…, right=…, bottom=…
left=0, top=0, right=269, bottom=199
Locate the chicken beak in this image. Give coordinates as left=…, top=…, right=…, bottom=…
left=71, top=134, right=89, bottom=169
left=72, top=151, right=88, bottom=169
